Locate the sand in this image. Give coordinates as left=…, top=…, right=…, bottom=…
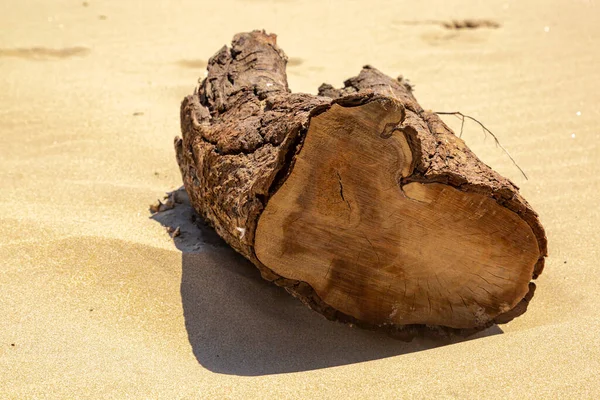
left=1, top=0, right=599, bottom=398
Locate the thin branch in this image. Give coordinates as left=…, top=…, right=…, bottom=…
left=435, top=111, right=528, bottom=180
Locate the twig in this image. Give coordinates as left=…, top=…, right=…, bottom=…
left=435, top=111, right=528, bottom=180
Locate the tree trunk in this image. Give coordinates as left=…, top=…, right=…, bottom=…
left=175, top=30, right=547, bottom=338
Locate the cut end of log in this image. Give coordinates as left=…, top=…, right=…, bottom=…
left=176, top=30, right=547, bottom=338
left=255, top=98, right=539, bottom=329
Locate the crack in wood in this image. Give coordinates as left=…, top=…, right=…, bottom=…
left=336, top=171, right=352, bottom=211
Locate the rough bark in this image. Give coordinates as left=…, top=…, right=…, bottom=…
left=175, top=30, right=547, bottom=339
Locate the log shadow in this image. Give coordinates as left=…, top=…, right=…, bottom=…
left=151, top=188, right=502, bottom=376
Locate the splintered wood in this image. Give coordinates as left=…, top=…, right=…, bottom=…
left=175, top=30, right=547, bottom=338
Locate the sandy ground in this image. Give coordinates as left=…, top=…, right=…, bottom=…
left=1, top=0, right=599, bottom=398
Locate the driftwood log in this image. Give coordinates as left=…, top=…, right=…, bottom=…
left=175, top=30, right=547, bottom=338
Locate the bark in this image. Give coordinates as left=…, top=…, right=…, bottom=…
left=175, top=30, right=547, bottom=339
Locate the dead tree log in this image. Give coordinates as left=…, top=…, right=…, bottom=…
left=175, top=30, right=547, bottom=338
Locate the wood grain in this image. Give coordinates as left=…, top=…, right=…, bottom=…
left=255, top=100, right=538, bottom=329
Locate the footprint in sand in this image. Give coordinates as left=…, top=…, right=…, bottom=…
left=287, top=57, right=304, bottom=67
left=0, top=46, right=90, bottom=60
left=176, top=59, right=208, bottom=69
left=393, top=19, right=501, bottom=46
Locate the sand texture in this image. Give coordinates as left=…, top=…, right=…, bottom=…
left=1, top=0, right=599, bottom=398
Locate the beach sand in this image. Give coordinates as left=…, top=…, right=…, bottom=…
left=1, top=0, right=599, bottom=398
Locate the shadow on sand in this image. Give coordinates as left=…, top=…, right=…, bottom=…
left=151, top=188, right=502, bottom=376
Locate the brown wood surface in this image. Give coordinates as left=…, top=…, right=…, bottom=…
left=175, top=30, right=547, bottom=338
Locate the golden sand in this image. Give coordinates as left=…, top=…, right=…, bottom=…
left=1, top=0, right=599, bottom=398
